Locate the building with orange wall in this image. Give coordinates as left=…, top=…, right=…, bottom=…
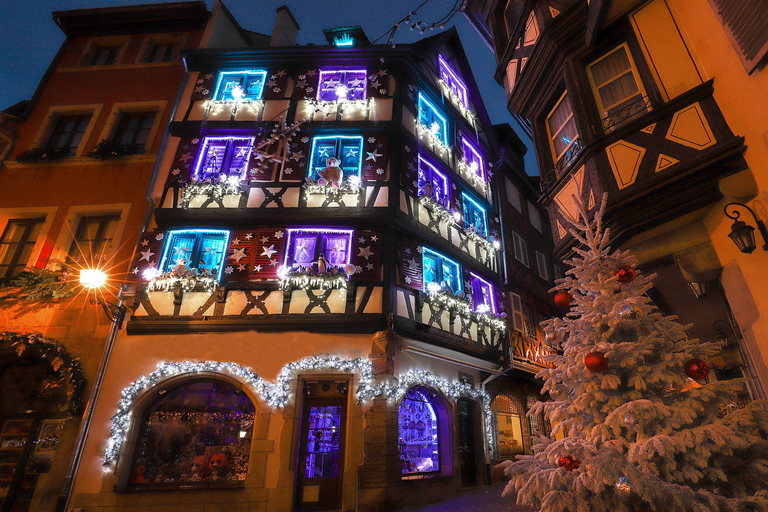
left=0, top=2, right=264, bottom=510
left=462, top=0, right=768, bottom=402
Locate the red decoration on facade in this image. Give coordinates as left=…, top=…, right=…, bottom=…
left=684, top=358, right=710, bottom=380
left=616, top=266, right=637, bottom=284
left=558, top=455, right=580, bottom=471
left=554, top=290, right=573, bottom=308
left=585, top=352, right=609, bottom=373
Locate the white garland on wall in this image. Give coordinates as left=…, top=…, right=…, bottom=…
left=103, top=356, right=496, bottom=468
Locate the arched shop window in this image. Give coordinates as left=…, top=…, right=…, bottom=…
left=128, top=380, right=255, bottom=488
left=399, top=386, right=445, bottom=477
left=491, top=392, right=525, bottom=457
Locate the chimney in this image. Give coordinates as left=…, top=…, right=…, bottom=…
left=270, top=5, right=300, bottom=46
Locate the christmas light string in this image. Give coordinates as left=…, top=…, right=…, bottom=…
left=103, top=356, right=496, bottom=467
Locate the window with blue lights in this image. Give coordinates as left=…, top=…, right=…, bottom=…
left=418, top=94, right=449, bottom=146
left=309, top=136, right=364, bottom=180
left=160, top=229, right=230, bottom=277
left=418, top=156, right=450, bottom=207
left=317, top=70, right=367, bottom=101
left=462, top=193, right=488, bottom=236
left=470, top=272, right=496, bottom=313
left=422, top=248, right=462, bottom=294
left=399, top=386, right=441, bottom=475
left=438, top=55, right=468, bottom=107
left=284, top=229, right=353, bottom=271
left=213, top=70, right=267, bottom=102
left=461, top=137, right=485, bottom=180
left=194, top=137, right=254, bottom=182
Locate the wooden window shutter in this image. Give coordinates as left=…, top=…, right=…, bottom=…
left=510, top=292, right=524, bottom=332
left=398, top=238, right=422, bottom=290
left=126, top=231, right=166, bottom=282
left=708, top=0, right=768, bottom=74
left=221, top=230, right=257, bottom=282
left=351, top=230, right=383, bottom=282
left=250, top=228, right=287, bottom=280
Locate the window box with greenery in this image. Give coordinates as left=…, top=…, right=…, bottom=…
left=88, top=138, right=146, bottom=160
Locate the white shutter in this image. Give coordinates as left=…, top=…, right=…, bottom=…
left=511, top=293, right=524, bottom=333
left=536, top=251, right=548, bottom=281
left=528, top=201, right=542, bottom=232
left=512, top=232, right=529, bottom=267
left=505, top=178, right=522, bottom=212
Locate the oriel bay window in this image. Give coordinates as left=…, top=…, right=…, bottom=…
left=213, top=70, right=267, bottom=102
left=461, top=193, right=488, bottom=236
left=158, top=229, right=230, bottom=279
left=418, top=156, right=450, bottom=206
left=127, top=380, right=255, bottom=487
left=193, top=137, right=255, bottom=182
left=417, top=93, right=449, bottom=147
left=308, top=136, right=364, bottom=180
left=317, top=70, right=367, bottom=102
left=545, top=90, right=579, bottom=165
left=284, top=228, right=353, bottom=271
left=586, top=43, right=648, bottom=129
left=422, top=248, right=462, bottom=294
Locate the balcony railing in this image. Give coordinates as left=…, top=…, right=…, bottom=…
left=599, top=93, right=656, bottom=134
left=540, top=138, right=585, bottom=192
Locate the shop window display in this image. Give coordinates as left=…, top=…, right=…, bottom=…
left=399, top=386, right=441, bottom=475
left=128, top=381, right=255, bottom=487
left=304, top=406, right=342, bottom=478
left=491, top=392, right=525, bottom=457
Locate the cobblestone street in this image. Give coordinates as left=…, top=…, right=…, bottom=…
left=397, top=482, right=533, bottom=512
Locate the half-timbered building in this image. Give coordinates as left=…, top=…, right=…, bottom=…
left=462, top=0, right=768, bottom=402
left=67, top=18, right=557, bottom=512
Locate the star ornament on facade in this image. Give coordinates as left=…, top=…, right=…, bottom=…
left=261, top=244, right=277, bottom=258
left=141, top=239, right=149, bottom=247
left=345, top=147, right=359, bottom=158
left=253, top=264, right=262, bottom=272
left=366, top=150, right=383, bottom=162
left=371, top=235, right=379, bottom=242
left=366, top=263, right=374, bottom=271
left=260, top=236, right=270, bottom=244
left=274, top=230, right=284, bottom=239
left=358, top=247, right=373, bottom=260
left=230, top=248, right=247, bottom=262
left=232, top=237, right=241, bottom=246
left=245, top=233, right=253, bottom=240
left=132, top=267, right=139, bottom=275
left=270, top=259, right=279, bottom=267
left=178, top=152, right=192, bottom=164
left=139, top=249, right=155, bottom=262
left=358, top=236, right=367, bottom=244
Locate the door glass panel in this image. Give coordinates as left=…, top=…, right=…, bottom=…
left=304, top=406, right=341, bottom=479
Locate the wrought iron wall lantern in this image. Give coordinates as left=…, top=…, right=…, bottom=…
left=79, top=268, right=127, bottom=328
left=724, top=202, right=768, bottom=254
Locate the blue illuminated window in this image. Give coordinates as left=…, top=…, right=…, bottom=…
left=213, top=70, right=267, bottom=101
left=418, top=156, right=450, bottom=207
left=462, top=193, right=488, bottom=237
left=317, top=70, right=367, bottom=101
left=193, top=137, right=254, bottom=182
left=422, top=248, right=462, bottom=294
left=438, top=55, right=468, bottom=107
left=418, top=94, right=449, bottom=146
left=470, top=272, right=496, bottom=314
left=461, top=137, right=485, bottom=180
left=159, top=229, right=230, bottom=279
left=309, top=136, right=364, bottom=180
left=283, top=228, right=353, bottom=270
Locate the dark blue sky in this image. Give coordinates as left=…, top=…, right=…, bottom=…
left=0, top=0, right=535, bottom=172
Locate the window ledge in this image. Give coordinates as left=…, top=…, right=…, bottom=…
left=57, top=61, right=179, bottom=73
left=120, top=480, right=246, bottom=492
left=181, top=181, right=244, bottom=209
left=145, top=268, right=218, bottom=293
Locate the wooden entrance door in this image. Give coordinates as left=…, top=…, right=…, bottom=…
left=457, top=398, right=477, bottom=486
left=295, top=382, right=346, bottom=510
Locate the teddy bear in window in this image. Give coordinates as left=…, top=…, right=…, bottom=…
left=318, top=157, right=343, bottom=188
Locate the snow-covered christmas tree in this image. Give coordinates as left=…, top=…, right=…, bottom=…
left=501, top=194, right=768, bottom=512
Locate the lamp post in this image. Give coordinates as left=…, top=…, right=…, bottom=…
left=723, top=202, right=768, bottom=254
left=61, top=269, right=126, bottom=511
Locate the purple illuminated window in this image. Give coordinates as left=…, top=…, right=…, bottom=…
left=462, top=138, right=485, bottom=180
left=194, top=137, right=254, bottom=182
left=418, top=156, right=450, bottom=207
left=284, top=229, right=353, bottom=272
left=399, top=386, right=440, bottom=475
left=470, top=272, right=496, bottom=314
left=128, top=381, right=254, bottom=487
left=317, top=70, right=367, bottom=101
left=304, top=406, right=341, bottom=478
left=438, top=55, right=468, bottom=107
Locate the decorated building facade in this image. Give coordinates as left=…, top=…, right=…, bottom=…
left=0, top=2, right=260, bottom=511
left=462, top=0, right=768, bottom=401
left=67, top=20, right=557, bottom=512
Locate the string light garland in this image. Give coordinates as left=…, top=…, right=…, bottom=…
left=306, top=98, right=372, bottom=120
left=424, top=290, right=507, bottom=333
left=437, top=79, right=477, bottom=128
left=303, top=177, right=362, bottom=199
left=419, top=195, right=459, bottom=225
left=416, top=119, right=451, bottom=155
left=203, top=98, right=264, bottom=120
left=278, top=267, right=350, bottom=291
left=456, top=158, right=489, bottom=194
left=180, top=181, right=243, bottom=209
left=146, top=267, right=218, bottom=293
left=104, top=356, right=496, bottom=467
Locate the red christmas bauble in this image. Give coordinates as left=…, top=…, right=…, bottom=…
left=554, top=290, right=573, bottom=308
left=616, top=266, right=637, bottom=284
left=585, top=351, right=609, bottom=373
left=684, top=358, right=710, bottom=380
left=558, top=455, right=580, bottom=471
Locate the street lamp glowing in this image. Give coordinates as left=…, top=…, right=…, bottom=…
left=80, top=268, right=108, bottom=289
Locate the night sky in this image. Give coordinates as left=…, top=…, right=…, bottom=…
left=0, top=0, right=535, bottom=172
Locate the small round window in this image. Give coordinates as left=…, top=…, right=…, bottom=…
left=128, top=380, right=255, bottom=487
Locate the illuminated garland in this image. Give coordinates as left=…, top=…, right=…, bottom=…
left=475, top=311, right=508, bottom=332
left=306, top=98, right=371, bottom=119
left=416, top=121, right=450, bottom=155
left=146, top=268, right=218, bottom=293
left=202, top=98, right=264, bottom=119
left=303, top=178, right=362, bottom=199
left=103, top=357, right=498, bottom=468
left=424, top=290, right=507, bottom=333
left=464, top=227, right=500, bottom=254
left=180, top=181, right=243, bottom=209
left=456, top=159, right=488, bottom=194
left=419, top=195, right=460, bottom=224
left=278, top=268, right=349, bottom=291
left=437, top=79, right=477, bottom=128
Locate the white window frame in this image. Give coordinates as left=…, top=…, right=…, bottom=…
left=97, top=101, right=167, bottom=155
left=78, top=36, right=130, bottom=67
left=0, top=207, right=57, bottom=274
left=510, top=231, right=529, bottom=267
left=53, top=204, right=131, bottom=266
left=528, top=201, right=542, bottom=232
left=535, top=250, right=549, bottom=281
left=510, top=293, right=536, bottom=338
left=135, top=33, right=188, bottom=64
left=30, top=104, right=103, bottom=158
left=505, top=178, right=522, bottom=212
left=545, top=90, right=579, bottom=163
left=586, top=43, right=647, bottom=119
